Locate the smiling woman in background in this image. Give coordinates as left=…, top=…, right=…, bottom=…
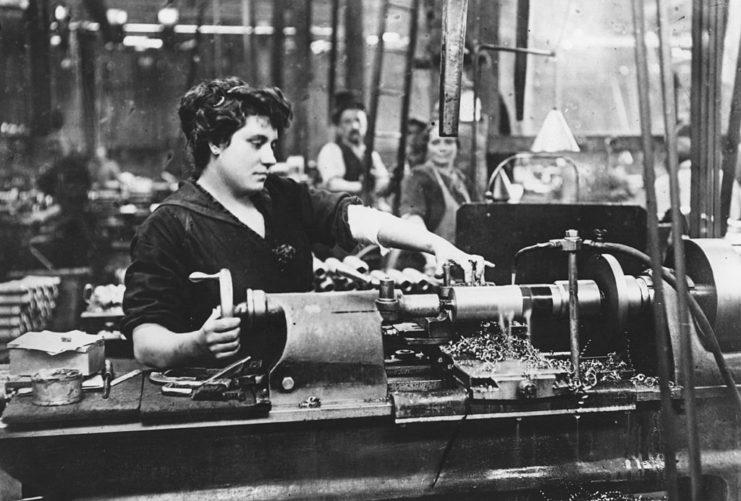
left=386, top=123, right=474, bottom=274
left=399, top=122, right=473, bottom=243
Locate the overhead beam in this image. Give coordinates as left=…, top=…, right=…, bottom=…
left=439, top=0, right=468, bottom=136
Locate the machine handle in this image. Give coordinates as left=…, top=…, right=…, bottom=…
left=189, top=269, right=234, bottom=318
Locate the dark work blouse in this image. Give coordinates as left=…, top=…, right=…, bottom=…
left=399, top=163, right=472, bottom=233
left=121, top=175, right=360, bottom=339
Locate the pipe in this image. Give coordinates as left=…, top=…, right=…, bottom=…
left=327, top=0, right=339, bottom=122
left=514, top=0, right=531, bottom=121
left=475, top=43, right=554, bottom=58
left=362, top=0, right=390, bottom=203
left=630, top=1, right=680, bottom=498
left=720, top=1, right=741, bottom=233
left=656, top=0, right=702, bottom=496
left=510, top=241, right=560, bottom=284
left=391, top=0, right=421, bottom=214
left=564, top=230, right=581, bottom=381
left=567, top=251, right=579, bottom=378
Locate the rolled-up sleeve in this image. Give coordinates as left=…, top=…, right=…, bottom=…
left=121, top=209, right=192, bottom=337
left=298, top=182, right=362, bottom=251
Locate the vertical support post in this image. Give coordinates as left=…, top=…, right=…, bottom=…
left=78, top=29, right=97, bottom=156
left=690, top=0, right=727, bottom=237
left=721, top=1, right=741, bottom=232
left=690, top=0, right=705, bottom=237
left=27, top=0, right=53, bottom=137
left=186, top=2, right=204, bottom=89
left=658, top=0, right=702, bottom=498
left=241, top=0, right=258, bottom=84
left=271, top=0, right=285, bottom=160
left=709, top=4, right=727, bottom=236
left=514, top=0, right=530, bottom=121
left=271, top=0, right=285, bottom=90
left=439, top=0, right=468, bottom=137
left=292, top=0, right=312, bottom=164
left=471, top=0, right=480, bottom=197
left=362, top=0, right=389, bottom=205
left=213, top=0, right=223, bottom=76
left=327, top=0, right=340, bottom=121
left=391, top=0, right=421, bottom=214
left=563, top=229, right=581, bottom=382
left=344, top=0, right=365, bottom=95
left=472, top=0, right=501, bottom=199
left=631, top=1, right=679, bottom=498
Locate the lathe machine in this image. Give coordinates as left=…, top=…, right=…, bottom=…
left=238, top=233, right=741, bottom=417
left=3, top=207, right=741, bottom=500
left=160, top=217, right=740, bottom=499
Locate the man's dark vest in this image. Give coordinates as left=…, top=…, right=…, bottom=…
left=337, top=141, right=364, bottom=181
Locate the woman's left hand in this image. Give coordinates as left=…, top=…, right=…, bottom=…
left=431, top=240, right=487, bottom=284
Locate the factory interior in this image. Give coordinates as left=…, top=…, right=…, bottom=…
left=2, top=0, right=741, bottom=499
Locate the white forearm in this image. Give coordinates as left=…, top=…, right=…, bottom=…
left=132, top=323, right=206, bottom=369
left=348, top=206, right=485, bottom=280
left=349, top=205, right=445, bottom=253
left=377, top=215, right=447, bottom=254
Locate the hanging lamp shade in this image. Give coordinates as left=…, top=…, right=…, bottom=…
left=488, top=168, right=514, bottom=202
left=530, top=108, right=580, bottom=153
left=486, top=166, right=524, bottom=203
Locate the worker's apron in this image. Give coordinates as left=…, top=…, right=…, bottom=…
left=430, top=167, right=470, bottom=244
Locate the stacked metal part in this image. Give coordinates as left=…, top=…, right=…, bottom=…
left=0, top=275, right=61, bottom=362
left=312, top=255, right=439, bottom=294
left=84, top=284, right=125, bottom=314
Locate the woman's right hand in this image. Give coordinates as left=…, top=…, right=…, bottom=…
left=198, top=307, right=242, bottom=360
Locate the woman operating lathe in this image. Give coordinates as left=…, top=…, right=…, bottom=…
left=122, top=77, right=486, bottom=369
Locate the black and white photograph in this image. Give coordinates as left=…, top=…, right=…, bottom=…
left=0, top=0, right=739, bottom=499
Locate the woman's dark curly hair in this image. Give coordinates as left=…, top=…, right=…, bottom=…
left=178, top=77, right=293, bottom=176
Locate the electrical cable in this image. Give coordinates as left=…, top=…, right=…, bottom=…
left=510, top=241, right=560, bottom=284
left=507, top=236, right=741, bottom=414
left=429, top=410, right=468, bottom=490
left=584, top=240, right=741, bottom=415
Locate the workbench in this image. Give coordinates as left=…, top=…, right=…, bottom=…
left=1, top=359, right=740, bottom=500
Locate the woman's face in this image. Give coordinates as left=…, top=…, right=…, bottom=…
left=210, top=115, right=278, bottom=195
left=426, top=127, right=458, bottom=167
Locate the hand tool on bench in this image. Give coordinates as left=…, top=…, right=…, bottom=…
left=102, top=360, right=113, bottom=399
left=160, top=355, right=252, bottom=399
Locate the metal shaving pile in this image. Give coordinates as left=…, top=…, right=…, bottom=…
left=440, top=321, right=545, bottom=366
left=538, top=486, right=667, bottom=500
left=440, top=321, right=671, bottom=391
left=575, top=493, right=666, bottom=501
left=579, top=353, right=631, bottom=388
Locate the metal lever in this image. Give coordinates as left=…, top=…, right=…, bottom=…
left=190, top=355, right=253, bottom=401
left=201, top=355, right=252, bottom=385
left=189, top=268, right=234, bottom=318
left=562, top=229, right=582, bottom=382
